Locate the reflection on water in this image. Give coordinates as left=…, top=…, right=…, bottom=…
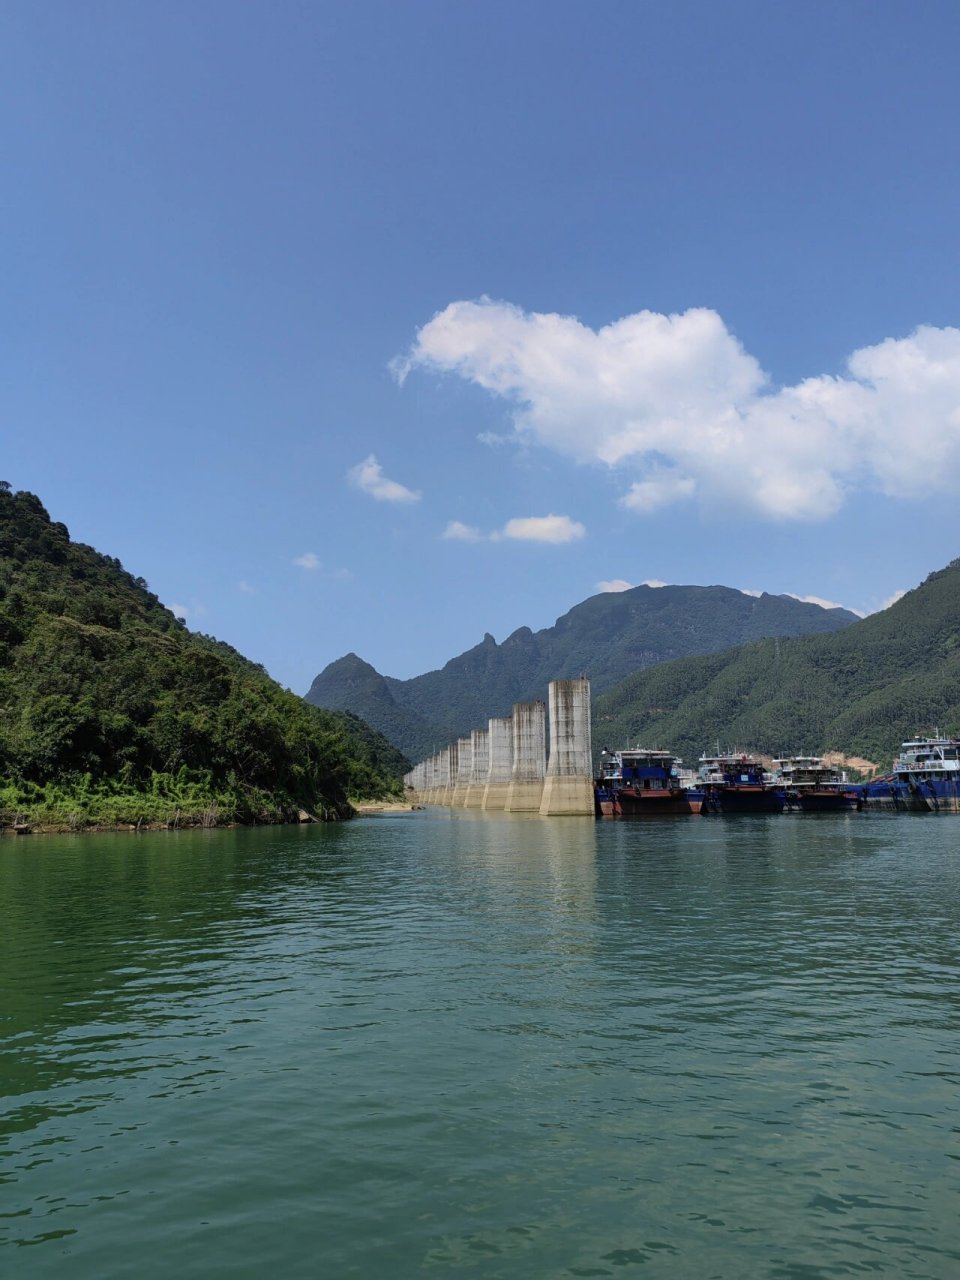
left=2, top=813, right=960, bottom=1278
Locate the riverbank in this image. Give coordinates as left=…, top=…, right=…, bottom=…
left=0, top=812, right=337, bottom=836
left=352, top=799, right=423, bottom=814
left=0, top=790, right=413, bottom=835
left=0, top=769, right=410, bottom=835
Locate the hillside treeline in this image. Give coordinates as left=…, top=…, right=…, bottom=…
left=0, top=484, right=407, bottom=827
left=593, top=559, right=960, bottom=770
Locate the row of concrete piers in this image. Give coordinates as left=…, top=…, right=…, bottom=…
left=403, top=677, right=594, bottom=816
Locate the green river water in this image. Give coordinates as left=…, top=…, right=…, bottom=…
left=2, top=811, right=959, bottom=1278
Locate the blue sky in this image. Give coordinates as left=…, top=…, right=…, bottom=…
left=4, top=1, right=960, bottom=690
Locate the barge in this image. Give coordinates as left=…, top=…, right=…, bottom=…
left=773, top=756, right=861, bottom=812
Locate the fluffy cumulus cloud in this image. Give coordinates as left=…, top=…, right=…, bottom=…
left=293, top=552, right=321, bottom=570
left=348, top=454, right=420, bottom=503
left=396, top=298, right=960, bottom=520
left=495, top=514, right=585, bottom=544
left=443, top=514, right=586, bottom=544
left=622, top=467, right=696, bottom=513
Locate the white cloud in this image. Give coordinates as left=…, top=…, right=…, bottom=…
left=442, top=515, right=584, bottom=544
left=348, top=453, right=420, bottom=503
left=169, top=600, right=207, bottom=621
left=740, top=588, right=764, bottom=598
left=494, top=514, right=585, bottom=544
left=785, top=592, right=864, bottom=617
left=622, top=467, right=696, bottom=513
left=238, top=580, right=256, bottom=594
left=641, top=578, right=668, bottom=588
left=878, top=588, right=907, bottom=611
left=442, top=520, right=483, bottom=542
left=294, top=552, right=321, bottom=570
left=597, top=579, right=634, bottom=592
left=396, top=298, right=960, bottom=521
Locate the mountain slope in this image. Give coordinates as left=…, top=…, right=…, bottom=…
left=592, top=559, right=960, bottom=769
left=306, top=653, right=444, bottom=755
left=0, top=484, right=408, bottom=826
left=306, top=584, right=859, bottom=759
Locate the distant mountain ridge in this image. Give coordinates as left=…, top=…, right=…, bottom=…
left=306, top=584, right=859, bottom=760
left=591, top=558, right=960, bottom=770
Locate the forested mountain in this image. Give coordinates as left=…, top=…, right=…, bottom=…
left=0, top=484, right=407, bottom=827
left=592, top=558, right=960, bottom=770
left=307, top=584, right=858, bottom=760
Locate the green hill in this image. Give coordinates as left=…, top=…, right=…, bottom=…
left=0, top=483, right=408, bottom=829
left=307, top=585, right=858, bottom=759
left=592, top=559, right=960, bottom=770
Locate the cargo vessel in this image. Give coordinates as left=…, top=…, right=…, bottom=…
left=864, top=735, right=960, bottom=812
left=696, top=752, right=785, bottom=814
left=594, top=748, right=700, bottom=815
left=773, top=756, right=861, bottom=812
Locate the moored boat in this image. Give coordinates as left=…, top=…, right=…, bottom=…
left=864, top=734, right=960, bottom=812
left=773, top=755, right=861, bottom=812
left=697, top=752, right=785, bottom=814
left=594, top=750, right=623, bottom=817
left=617, top=748, right=700, bottom=815
left=594, top=747, right=700, bottom=816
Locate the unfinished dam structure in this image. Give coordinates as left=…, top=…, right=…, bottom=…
left=403, top=677, right=594, bottom=817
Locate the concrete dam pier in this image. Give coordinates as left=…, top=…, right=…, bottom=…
left=539, top=677, right=593, bottom=816
left=403, top=678, right=594, bottom=817
left=504, top=699, right=546, bottom=813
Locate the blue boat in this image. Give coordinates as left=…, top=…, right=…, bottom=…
left=695, top=752, right=786, bottom=814
left=594, top=750, right=623, bottom=817
left=864, top=735, right=960, bottom=812
left=594, top=748, right=700, bottom=816
left=773, top=756, right=861, bottom=812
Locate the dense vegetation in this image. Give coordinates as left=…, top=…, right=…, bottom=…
left=308, top=585, right=857, bottom=759
left=0, top=484, right=407, bottom=828
left=593, top=559, right=960, bottom=770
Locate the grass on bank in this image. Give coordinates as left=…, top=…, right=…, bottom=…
left=0, top=769, right=403, bottom=831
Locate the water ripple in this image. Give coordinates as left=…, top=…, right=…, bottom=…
left=2, top=815, right=960, bottom=1276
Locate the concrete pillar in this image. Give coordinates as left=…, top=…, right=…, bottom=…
left=482, top=717, right=513, bottom=810
left=451, top=735, right=472, bottom=807
left=504, top=700, right=546, bottom=812
left=422, top=752, right=435, bottom=803
left=464, top=728, right=489, bottom=807
left=443, top=742, right=458, bottom=807
left=539, top=677, right=594, bottom=816
left=427, top=753, right=440, bottom=804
